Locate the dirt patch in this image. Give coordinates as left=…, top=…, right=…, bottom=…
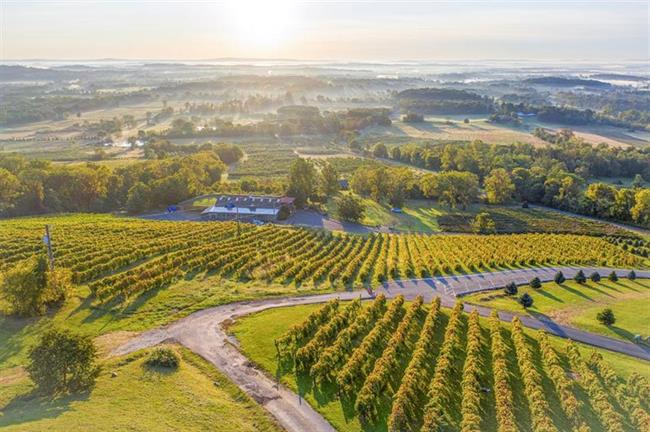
left=96, top=331, right=141, bottom=358
left=0, top=366, right=28, bottom=386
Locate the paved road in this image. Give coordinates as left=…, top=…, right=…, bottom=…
left=393, top=265, right=650, bottom=297
left=113, top=266, right=649, bottom=432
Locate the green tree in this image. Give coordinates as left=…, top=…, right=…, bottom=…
left=471, top=212, right=496, bottom=234
left=27, top=329, right=100, bottom=395
left=631, top=189, right=650, bottom=225
left=1, top=255, right=71, bottom=316
left=504, top=282, right=518, bottom=296
left=590, top=272, right=601, bottom=282
left=319, top=163, right=340, bottom=197
left=530, top=277, right=541, bottom=289
left=287, top=158, right=317, bottom=208
left=337, top=194, right=365, bottom=222
left=372, top=143, right=388, bottom=158
left=519, top=293, right=533, bottom=308
left=421, top=171, right=479, bottom=210
left=608, top=271, right=618, bottom=282
left=484, top=168, right=515, bottom=204
left=631, top=174, right=644, bottom=189
left=0, top=167, right=22, bottom=213
left=596, top=308, right=616, bottom=326
left=574, top=270, right=586, bottom=284
left=554, top=271, right=565, bottom=284
left=126, top=182, right=153, bottom=213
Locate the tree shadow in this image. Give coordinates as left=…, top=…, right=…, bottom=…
left=535, top=288, right=565, bottom=304
left=0, top=388, right=90, bottom=428
left=555, top=283, right=595, bottom=301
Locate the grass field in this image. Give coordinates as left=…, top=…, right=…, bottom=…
left=464, top=279, right=650, bottom=342
left=231, top=300, right=650, bottom=432
left=327, top=196, right=636, bottom=237
left=0, top=347, right=281, bottom=431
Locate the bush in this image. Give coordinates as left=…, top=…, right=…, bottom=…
left=336, top=194, right=365, bottom=223
left=628, top=270, right=636, bottom=280
left=554, top=271, right=565, bottom=284
left=608, top=271, right=618, bottom=282
left=471, top=212, right=496, bottom=234
left=574, top=270, right=586, bottom=284
left=590, top=272, right=601, bottom=282
left=529, top=277, right=541, bottom=289
left=596, top=308, right=616, bottom=326
left=146, top=347, right=180, bottom=369
left=27, top=328, right=100, bottom=395
left=1, top=255, right=72, bottom=316
left=504, top=282, right=518, bottom=296
left=519, top=293, right=533, bottom=308
left=277, top=204, right=291, bottom=221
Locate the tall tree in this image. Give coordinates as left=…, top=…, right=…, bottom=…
left=484, top=168, right=515, bottom=204
left=319, top=162, right=340, bottom=197
left=287, top=158, right=317, bottom=208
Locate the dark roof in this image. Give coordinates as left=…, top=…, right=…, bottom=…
left=215, top=194, right=287, bottom=208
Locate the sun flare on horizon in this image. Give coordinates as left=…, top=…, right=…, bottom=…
left=225, top=0, right=296, bottom=50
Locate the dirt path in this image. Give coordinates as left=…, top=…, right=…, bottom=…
left=113, top=266, right=650, bottom=432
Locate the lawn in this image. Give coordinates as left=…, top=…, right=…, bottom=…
left=464, top=278, right=650, bottom=342
left=231, top=300, right=650, bottom=432
left=325, top=196, right=635, bottom=237
left=0, top=347, right=281, bottom=432
left=0, top=275, right=320, bottom=372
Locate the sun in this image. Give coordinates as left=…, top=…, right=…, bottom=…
left=225, top=0, right=296, bottom=50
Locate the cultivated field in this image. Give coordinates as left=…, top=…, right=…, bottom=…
left=233, top=298, right=650, bottom=432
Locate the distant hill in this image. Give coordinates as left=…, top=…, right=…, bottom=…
left=590, top=73, right=648, bottom=82
left=524, top=76, right=612, bottom=88
left=0, top=64, right=70, bottom=81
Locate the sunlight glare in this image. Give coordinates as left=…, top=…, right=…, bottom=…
left=225, top=0, right=296, bottom=49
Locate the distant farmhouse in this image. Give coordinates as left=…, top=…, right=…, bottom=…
left=201, top=195, right=295, bottom=222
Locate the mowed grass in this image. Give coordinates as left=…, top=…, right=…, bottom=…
left=325, top=196, right=634, bottom=237
left=231, top=300, right=650, bottom=432
left=0, top=347, right=281, bottom=432
left=464, top=279, right=650, bottom=341
left=0, top=275, right=320, bottom=372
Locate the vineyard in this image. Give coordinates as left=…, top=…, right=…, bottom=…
left=265, top=298, right=650, bottom=432
left=0, top=215, right=643, bottom=303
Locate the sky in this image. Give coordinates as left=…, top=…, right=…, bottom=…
left=1, top=1, right=648, bottom=62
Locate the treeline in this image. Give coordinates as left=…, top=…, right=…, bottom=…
left=395, top=88, right=492, bottom=115
left=385, top=139, right=649, bottom=180
left=159, top=107, right=391, bottom=139
left=142, top=140, right=244, bottom=164
left=0, top=151, right=227, bottom=216
left=0, top=92, right=153, bottom=126
left=350, top=140, right=650, bottom=226
left=496, top=102, right=649, bottom=130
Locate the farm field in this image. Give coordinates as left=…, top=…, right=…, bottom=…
left=1, top=215, right=641, bottom=301
left=232, top=298, right=650, bottom=432
left=363, top=117, right=548, bottom=147
left=0, top=214, right=643, bottom=370
left=326, top=197, right=638, bottom=237
left=465, top=279, right=650, bottom=342
left=0, top=347, right=281, bottom=432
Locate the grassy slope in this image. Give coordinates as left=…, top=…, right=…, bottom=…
left=325, top=196, right=633, bottom=236
left=231, top=301, right=650, bottom=432
left=464, top=279, right=650, bottom=342
left=0, top=274, right=322, bottom=371
left=0, top=347, right=281, bottom=432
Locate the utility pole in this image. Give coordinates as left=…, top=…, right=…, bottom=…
left=44, top=225, right=55, bottom=270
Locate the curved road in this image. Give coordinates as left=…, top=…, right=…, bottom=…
left=113, top=266, right=650, bottom=432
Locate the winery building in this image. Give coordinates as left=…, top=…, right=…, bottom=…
left=201, top=195, right=295, bottom=222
